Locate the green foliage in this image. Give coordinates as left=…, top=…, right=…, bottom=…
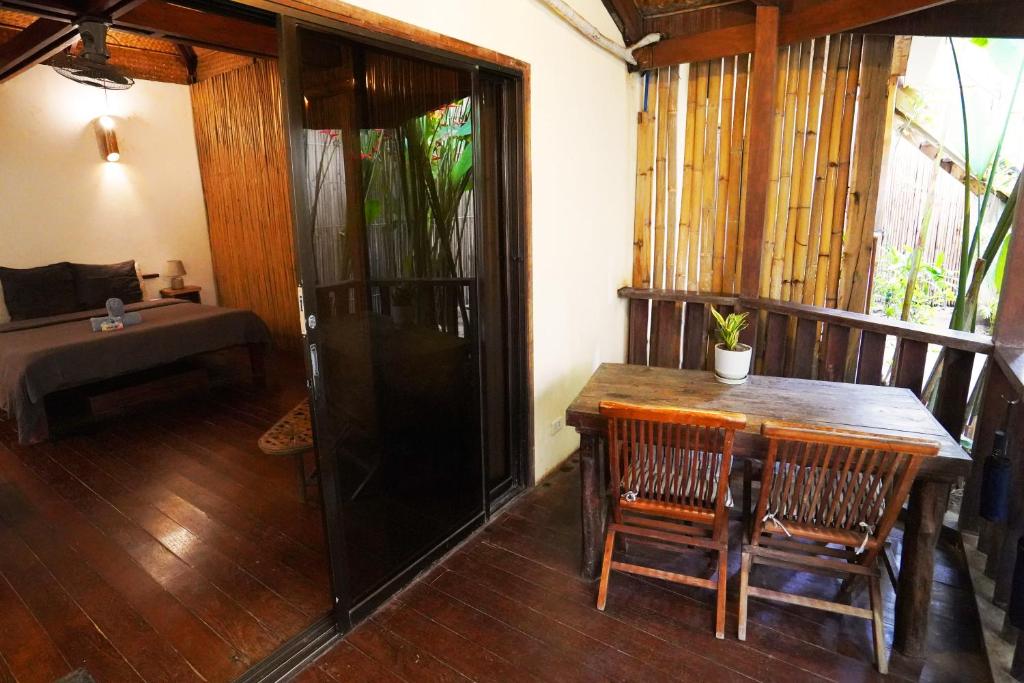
left=871, top=247, right=954, bottom=324
left=710, top=307, right=749, bottom=351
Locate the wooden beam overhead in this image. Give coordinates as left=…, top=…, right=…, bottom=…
left=0, top=17, right=76, bottom=81
left=601, top=0, right=643, bottom=44
left=176, top=41, right=196, bottom=83
left=115, top=1, right=277, bottom=57
left=853, top=0, right=1024, bottom=38
left=739, top=3, right=779, bottom=299
left=0, top=0, right=148, bottom=82
left=637, top=0, right=955, bottom=68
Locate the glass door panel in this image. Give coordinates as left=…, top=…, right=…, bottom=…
left=287, top=25, right=484, bottom=609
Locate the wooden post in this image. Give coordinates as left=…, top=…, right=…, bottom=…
left=579, top=433, right=605, bottom=580
left=894, top=479, right=951, bottom=657
left=738, top=4, right=780, bottom=299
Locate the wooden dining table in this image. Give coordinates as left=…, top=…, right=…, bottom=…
left=566, top=363, right=971, bottom=658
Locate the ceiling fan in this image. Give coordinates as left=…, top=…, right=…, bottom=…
left=51, top=21, right=134, bottom=90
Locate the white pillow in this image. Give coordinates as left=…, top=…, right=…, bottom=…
left=0, top=280, right=9, bottom=324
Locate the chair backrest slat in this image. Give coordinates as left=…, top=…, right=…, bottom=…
left=600, top=401, right=746, bottom=521
left=754, top=421, right=940, bottom=564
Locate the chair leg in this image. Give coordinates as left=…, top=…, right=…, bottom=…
left=715, top=547, right=728, bottom=639
left=742, top=460, right=753, bottom=537
left=738, top=550, right=752, bottom=641
left=869, top=575, right=888, bottom=675
left=596, top=528, right=616, bottom=611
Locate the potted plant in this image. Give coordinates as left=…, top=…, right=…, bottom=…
left=710, top=307, right=751, bottom=384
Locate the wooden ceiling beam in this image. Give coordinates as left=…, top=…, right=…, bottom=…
left=852, top=0, right=1024, bottom=38
left=600, top=0, right=643, bottom=44
left=0, top=0, right=148, bottom=82
left=0, top=17, right=76, bottom=81
left=636, top=0, right=955, bottom=68
left=175, top=40, right=195, bottom=82
left=114, top=1, right=276, bottom=57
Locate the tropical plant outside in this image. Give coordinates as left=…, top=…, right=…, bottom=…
left=871, top=246, right=953, bottom=325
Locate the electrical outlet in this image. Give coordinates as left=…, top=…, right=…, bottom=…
left=550, top=417, right=564, bottom=436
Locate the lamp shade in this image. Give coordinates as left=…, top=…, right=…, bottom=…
left=165, top=260, right=186, bottom=277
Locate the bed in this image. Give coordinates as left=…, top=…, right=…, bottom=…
left=0, top=298, right=270, bottom=444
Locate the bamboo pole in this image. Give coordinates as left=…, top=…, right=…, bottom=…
left=824, top=35, right=863, bottom=309
left=665, top=67, right=680, bottom=287
left=781, top=40, right=815, bottom=301
left=725, top=55, right=749, bottom=294
left=803, top=35, right=843, bottom=305
left=790, top=37, right=827, bottom=303
left=759, top=47, right=791, bottom=297
left=813, top=34, right=853, bottom=307
left=734, top=54, right=752, bottom=294
left=902, top=141, right=942, bottom=320
left=699, top=59, right=722, bottom=292
left=713, top=56, right=735, bottom=292
left=841, top=36, right=897, bottom=313
left=676, top=66, right=698, bottom=289
left=632, top=77, right=656, bottom=288
left=653, top=68, right=670, bottom=289
left=772, top=40, right=809, bottom=300
left=688, top=62, right=709, bottom=286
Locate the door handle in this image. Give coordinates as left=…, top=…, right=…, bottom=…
left=309, top=343, right=320, bottom=396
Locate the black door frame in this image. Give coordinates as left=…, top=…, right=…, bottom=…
left=271, top=1, right=531, bottom=641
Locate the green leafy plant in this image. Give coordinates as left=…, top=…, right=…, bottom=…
left=871, top=247, right=953, bottom=324
left=710, top=307, right=749, bottom=351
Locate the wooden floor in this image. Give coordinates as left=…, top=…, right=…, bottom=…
left=297, top=454, right=991, bottom=683
left=0, top=358, right=331, bottom=683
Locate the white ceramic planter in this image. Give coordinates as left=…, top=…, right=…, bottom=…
left=714, top=343, right=752, bottom=384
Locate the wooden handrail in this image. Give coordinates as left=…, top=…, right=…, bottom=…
left=994, top=344, right=1024, bottom=396
left=618, top=287, right=994, bottom=355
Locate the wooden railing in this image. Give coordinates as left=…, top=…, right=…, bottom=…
left=317, top=278, right=475, bottom=338
left=621, top=287, right=994, bottom=440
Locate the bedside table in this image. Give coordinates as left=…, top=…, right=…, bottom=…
left=160, top=285, right=202, bottom=304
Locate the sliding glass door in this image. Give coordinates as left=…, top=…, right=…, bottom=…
left=279, top=18, right=524, bottom=622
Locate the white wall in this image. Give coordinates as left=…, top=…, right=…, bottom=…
left=0, top=66, right=216, bottom=303
left=328, top=0, right=637, bottom=479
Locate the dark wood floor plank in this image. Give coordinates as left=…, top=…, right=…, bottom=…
left=0, top=571, right=69, bottom=683
left=50, top=439, right=316, bottom=636
left=3, top=439, right=283, bottom=666
left=375, top=598, right=537, bottom=683
left=428, top=567, right=672, bottom=683
left=116, top=420, right=325, bottom=553
left=466, top=540, right=829, bottom=683
left=71, top=426, right=328, bottom=587
left=345, top=618, right=472, bottom=683
left=0, top=523, right=143, bottom=682
left=0, top=442, right=248, bottom=683
left=0, top=494, right=203, bottom=683
left=443, top=550, right=756, bottom=682
left=312, top=641, right=404, bottom=683
left=401, top=582, right=606, bottom=683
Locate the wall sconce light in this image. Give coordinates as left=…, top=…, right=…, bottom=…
left=94, top=115, right=120, bottom=162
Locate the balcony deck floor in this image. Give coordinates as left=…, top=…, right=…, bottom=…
left=298, top=454, right=991, bottom=683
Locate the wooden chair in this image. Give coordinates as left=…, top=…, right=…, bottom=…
left=596, top=400, right=746, bottom=639
left=738, top=421, right=939, bottom=673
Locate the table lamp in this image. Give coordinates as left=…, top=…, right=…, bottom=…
left=165, top=260, right=186, bottom=289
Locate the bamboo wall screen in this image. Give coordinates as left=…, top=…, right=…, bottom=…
left=632, top=34, right=896, bottom=314
left=190, top=59, right=302, bottom=352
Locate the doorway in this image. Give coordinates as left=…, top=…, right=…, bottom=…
left=278, top=17, right=529, bottom=625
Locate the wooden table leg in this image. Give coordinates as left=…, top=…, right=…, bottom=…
left=894, top=479, right=950, bottom=657
left=579, top=432, right=605, bottom=580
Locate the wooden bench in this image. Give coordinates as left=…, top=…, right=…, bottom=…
left=258, top=399, right=316, bottom=502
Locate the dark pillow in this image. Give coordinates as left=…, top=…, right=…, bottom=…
left=71, top=260, right=143, bottom=310
left=0, top=262, right=79, bottom=320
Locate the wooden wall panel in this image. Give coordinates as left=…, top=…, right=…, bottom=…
left=190, top=59, right=302, bottom=352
